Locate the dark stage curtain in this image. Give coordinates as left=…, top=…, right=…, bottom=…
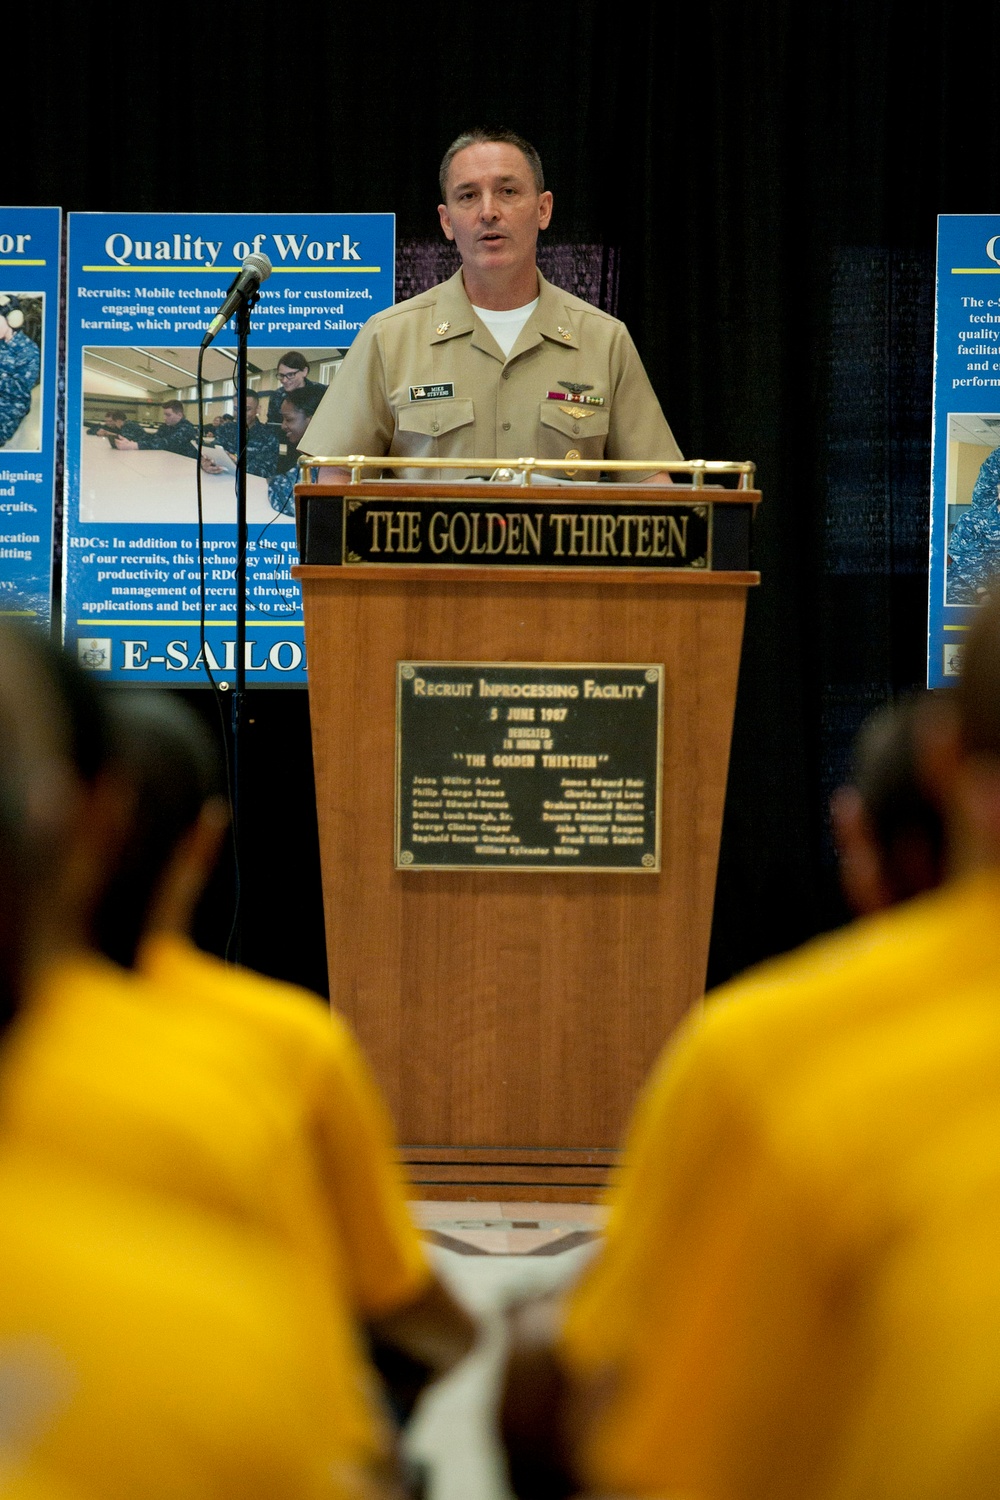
left=9, top=0, right=999, bottom=996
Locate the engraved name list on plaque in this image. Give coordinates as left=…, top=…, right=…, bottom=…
left=395, top=661, right=664, bottom=872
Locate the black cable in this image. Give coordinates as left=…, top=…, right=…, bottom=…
left=195, top=345, right=240, bottom=961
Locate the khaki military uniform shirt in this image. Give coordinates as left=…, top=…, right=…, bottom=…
left=300, top=269, right=681, bottom=480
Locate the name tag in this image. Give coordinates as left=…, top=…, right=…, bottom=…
left=409, top=383, right=455, bottom=401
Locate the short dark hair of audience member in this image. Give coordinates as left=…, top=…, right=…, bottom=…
left=93, top=693, right=225, bottom=969
left=161, top=400, right=185, bottom=420
left=830, top=693, right=948, bottom=914
left=0, top=626, right=113, bottom=1034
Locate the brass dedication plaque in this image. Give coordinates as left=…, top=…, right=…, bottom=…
left=395, top=662, right=663, bottom=872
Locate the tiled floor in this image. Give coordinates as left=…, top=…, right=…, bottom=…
left=404, top=1202, right=603, bottom=1500
left=411, top=1198, right=605, bottom=1256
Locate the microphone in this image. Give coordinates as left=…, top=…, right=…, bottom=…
left=201, top=253, right=272, bottom=346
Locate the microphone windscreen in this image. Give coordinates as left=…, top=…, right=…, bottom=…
left=244, top=252, right=272, bottom=281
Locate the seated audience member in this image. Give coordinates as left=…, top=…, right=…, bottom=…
left=95, top=689, right=476, bottom=1417
left=202, top=392, right=279, bottom=478
left=830, top=692, right=947, bottom=914
left=268, top=383, right=326, bottom=515
left=502, top=637, right=1000, bottom=1500
left=0, top=626, right=386, bottom=1499
left=114, top=399, right=198, bottom=459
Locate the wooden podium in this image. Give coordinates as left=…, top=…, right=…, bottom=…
left=294, top=459, right=760, bottom=1199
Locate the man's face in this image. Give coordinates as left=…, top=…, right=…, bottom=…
left=162, top=407, right=183, bottom=426
left=246, top=396, right=259, bottom=424
left=280, top=398, right=309, bottom=446
left=277, top=363, right=306, bottom=391
left=438, top=142, right=552, bottom=284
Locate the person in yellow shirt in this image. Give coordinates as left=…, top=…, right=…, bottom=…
left=0, top=1147, right=375, bottom=1500
left=503, top=620, right=1000, bottom=1498
left=0, top=626, right=392, bottom=1499
left=92, top=688, right=475, bottom=1418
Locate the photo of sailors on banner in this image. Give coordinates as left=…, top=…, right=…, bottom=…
left=0, top=292, right=44, bottom=452
left=944, top=412, right=1000, bottom=604
left=80, top=345, right=347, bottom=523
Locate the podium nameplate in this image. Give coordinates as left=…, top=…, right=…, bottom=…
left=395, top=661, right=663, bottom=872
left=299, top=494, right=715, bottom=569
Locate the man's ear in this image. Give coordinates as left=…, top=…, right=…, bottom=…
left=145, top=797, right=230, bottom=939
left=830, top=785, right=890, bottom=916
left=438, top=203, right=455, bottom=242
left=916, top=693, right=962, bottom=807
left=537, top=190, right=554, bottom=232
left=952, top=753, right=1000, bottom=864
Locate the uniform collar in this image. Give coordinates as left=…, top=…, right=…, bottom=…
left=429, top=269, right=581, bottom=359
left=429, top=271, right=476, bottom=344
left=530, top=272, right=581, bottom=351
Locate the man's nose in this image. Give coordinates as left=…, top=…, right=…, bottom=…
left=479, top=193, right=500, bottom=221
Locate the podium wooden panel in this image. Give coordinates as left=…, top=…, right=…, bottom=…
left=295, top=482, right=758, bottom=1198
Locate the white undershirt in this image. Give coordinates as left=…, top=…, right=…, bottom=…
left=471, top=298, right=539, bottom=359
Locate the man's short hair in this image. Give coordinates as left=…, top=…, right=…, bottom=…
left=162, top=399, right=185, bottom=415
left=278, top=350, right=309, bottom=373
left=439, top=128, right=545, bottom=198
left=849, top=693, right=945, bottom=885
left=110, top=410, right=127, bottom=423
left=282, top=384, right=325, bottom=418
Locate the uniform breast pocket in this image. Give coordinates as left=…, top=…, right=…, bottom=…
left=395, top=398, right=475, bottom=455
left=538, top=401, right=610, bottom=467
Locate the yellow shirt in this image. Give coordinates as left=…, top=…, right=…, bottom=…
left=560, top=869, right=1000, bottom=1497
left=138, top=933, right=430, bottom=1318
left=0, top=1145, right=377, bottom=1500
left=818, top=1080, right=1000, bottom=1500
left=0, top=953, right=382, bottom=1475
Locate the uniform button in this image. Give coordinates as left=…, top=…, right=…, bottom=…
left=431, top=420, right=440, bottom=432
left=573, top=423, right=580, bottom=433
left=502, top=421, right=511, bottom=431
left=501, top=369, right=510, bottom=380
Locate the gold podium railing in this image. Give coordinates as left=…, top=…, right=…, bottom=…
left=298, top=455, right=757, bottom=488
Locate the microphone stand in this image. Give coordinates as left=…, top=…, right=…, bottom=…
left=230, top=287, right=259, bottom=963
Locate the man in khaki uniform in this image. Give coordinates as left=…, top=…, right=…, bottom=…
left=301, top=128, right=681, bottom=481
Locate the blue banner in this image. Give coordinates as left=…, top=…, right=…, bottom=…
left=63, top=211, right=394, bottom=684
left=0, top=207, right=60, bottom=628
left=927, top=215, right=1000, bottom=685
